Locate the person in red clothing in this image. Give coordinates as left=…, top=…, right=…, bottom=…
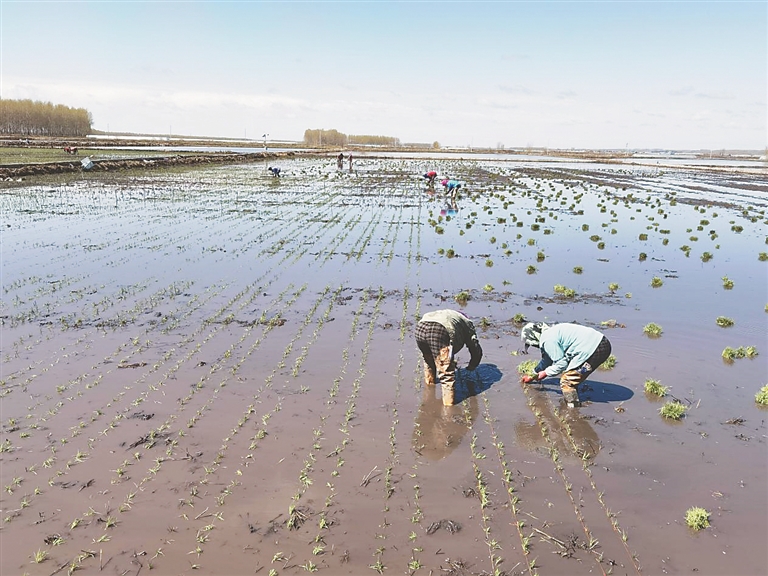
left=423, top=171, right=438, bottom=186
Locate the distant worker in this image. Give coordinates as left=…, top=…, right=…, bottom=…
left=520, top=322, right=612, bottom=408
left=415, top=309, right=483, bottom=406
left=423, top=171, right=438, bottom=186
left=337, top=153, right=344, bottom=170
left=268, top=167, right=281, bottom=177
left=441, top=179, right=462, bottom=196
left=348, top=153, right=353, bottom=171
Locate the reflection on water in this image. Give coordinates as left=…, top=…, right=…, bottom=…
left=515, top=391, right=601, bottom=459
left=412, top=386, right=478, bottom=461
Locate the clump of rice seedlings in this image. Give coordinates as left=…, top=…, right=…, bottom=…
left=701, top=251, right=713, bottom=262
left=582, top=223, right=590, bottom=231
left=537, top=251, right=545, bottom=261
left=573, top=266, right=583, bottom=274
left=643, top=322, right=663, bottom=337
left=650, top=276, right=663, bottom=288
left=722, top=346, right=758, bottom=361
left=454, top=291, right=470, bottom=305
left=755, top=385, right=768, bottom=406
left=527, top=265, right=537, bottom=274
left=597, top=241, right=605, bottom=249
left=639, top=252, right=647, bottom=261
left=715, top=316, right=734, bottom=327
left=638, top=233, right=648, bottom=241
left=435, top=226, right=444, bottom=234
left=608, top=282, right=619, bottom=292
left=517, top=359, right=538, bottom=376
left=598, top=354, right=617, bottom=370
left=589, top=235, right=601, bottom=242
left=659, top=401, right=687, bottom=420
left=759, top=252, right=768, bottom=261
left=485, top=258, right=494, bottom=267
left=437, top=248, right=445, bottom=255
left=446, top=248, right=456, bottom=258
left=483, top=284, right=494, bottom=292
left=490, top=236, right=497, bottom=244
left=480, top=317, right=491, bottom=328
left=553, top=285, right=576, bottom=298
left=685, top=507, right=710, bottom=531
left=644, top=378, right=668, bottom=397
left=722, top=276, right=734, bottom=289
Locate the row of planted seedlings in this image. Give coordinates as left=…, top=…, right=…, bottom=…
left=0, top=277, right=268, bottom=533
left=140, top=283, right=341, bottom=574
left=514, top=361, right=642, bottom=575
left=0, top=278, right=201, bottom=464
left=259, top=287, right=387, bottom=574
left=1, top=196, right=358, bottom=564
left=369, top=189, right=462, bottom=575
left=156, top=283, right=371, bottom=574
left=10, top=279, right=312, bottom=574
left=17, top=180, right=371, bottom=572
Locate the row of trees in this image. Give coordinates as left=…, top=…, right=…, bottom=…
left=0, top=99, right=93, bottom=137
left=303, top=128, right=400, bottom=148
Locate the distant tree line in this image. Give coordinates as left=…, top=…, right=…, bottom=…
left=0, top=99, right=93, bottom=137
left=303, top=128, right=400, bottom=147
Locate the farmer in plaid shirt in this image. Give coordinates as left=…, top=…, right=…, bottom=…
left=415, top=309, right=483, bottom=406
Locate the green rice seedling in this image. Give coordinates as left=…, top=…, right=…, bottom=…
left=644, top=379, right=668, bottom=397
left=537, top=251, right=545, bottom=261
left=512, top=313, right=526, bottom=324
left=608, top=282, right=619, bottom=292
left=685, top=507, right=710, bottom=530
left=643, top=323, right=663, bottom=337
left=32, top=549, right=48, bottom=563
left=598, top=355, right=617, bottom=370
left=701, top=251, right=713, bottom=262
left=659, top=401, right=687, bottom=420
left=759, top=252, right=768, bottom=261
left=755, top=385, right=768, bottom=406
left=573, top=266, right=583, bottom=274
left=638, top=233, right=648, bottom=241
left=483, top=284, right=493, bottom=292
left=639, top=252, right=647, bottom=261
left=517, top=360, right=538, bottom=377
left=650, top=276, right=663, bottom=288
left=553, top=285, right=576, bottom=298
left=715, top=316, right=734, bottom=327
left=437, top=248, right=444, bottom=255
left=526, top=265, right=537, bottom=274
left=446, top=248, right=455, bottom=258
left=722, top=276, right=734, bottom=289
left=485, top=258, right=494, bottom=267
left=745, top=346, right=758, bottom=358
left=454, top=291, right=470, bottom=305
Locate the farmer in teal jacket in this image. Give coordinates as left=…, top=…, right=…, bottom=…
left=520, top=322, right=611, bottom=407
left=416, top=309, right=483, bottom=406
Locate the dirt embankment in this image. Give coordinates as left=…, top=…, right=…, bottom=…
left=0, top=151, right=298, bottom=180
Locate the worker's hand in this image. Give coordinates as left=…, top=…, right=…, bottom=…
left=521, top=375, right=534, bottom=384
left=536, top=371, right=547, bottom=381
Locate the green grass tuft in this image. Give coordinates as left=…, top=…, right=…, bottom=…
left=643, top=322, right=663, bottom=337
left=755, top=385, right=768, bottom=406
left=685, top=507, right=710, bottom=531
left=660, top=401, right=687, bottom=420
left=644, top=378, right=668, bottom=397
left=715, top=316, right=734, bottom=327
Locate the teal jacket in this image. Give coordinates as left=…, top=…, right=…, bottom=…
left=420, top=310, right=483, bottom=369
left=536, top=323, right=604, bottom=377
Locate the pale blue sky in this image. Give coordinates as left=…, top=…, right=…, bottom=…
left=1, top=1, right=764, bottom=149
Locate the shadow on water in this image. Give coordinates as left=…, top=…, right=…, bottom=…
left=537, top=378, right=634, bottom=404
left=455, top=363, right=503, bottom=403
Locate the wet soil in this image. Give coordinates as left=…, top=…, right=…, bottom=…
left=1, top=156, right=766, bottom=576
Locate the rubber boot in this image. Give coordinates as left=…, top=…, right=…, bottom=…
left=436, top=346, right=456, bottom=406
left=561, top=370, right=583, bottom=407
left=441, top=382, right=455, bottom=407
left=424, top=363, right=436, bottom=387
left=562, top=387, right=581, bottom=408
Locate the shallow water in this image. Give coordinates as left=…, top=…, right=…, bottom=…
left=1, top=157, right=766, bottom=576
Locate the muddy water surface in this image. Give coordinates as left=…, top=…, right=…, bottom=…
left=1, top=157, right=766, bottom=576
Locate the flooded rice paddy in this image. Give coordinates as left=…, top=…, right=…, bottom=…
left=1, top=156, right=766, bottom=576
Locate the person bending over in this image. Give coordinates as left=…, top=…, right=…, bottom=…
left=520, top=322, right=611, bottom=407
left=415, top=309, right=483, bottom=406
